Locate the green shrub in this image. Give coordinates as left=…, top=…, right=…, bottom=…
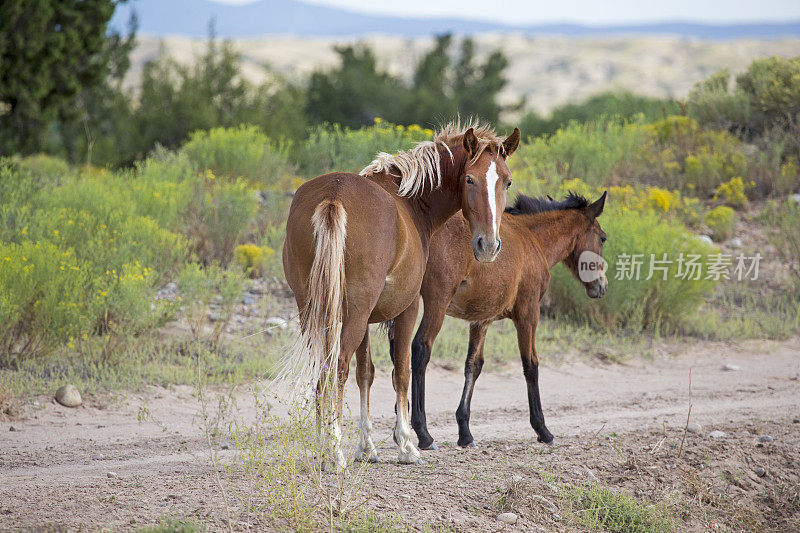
left=9, top=154, right=71, bottom=186
left=687, top=69, right=753, bottom=133
left=295, top=120, right=432, bottom=177
left=185, top=176, right=258, bottom=265
left=0, top=240, right=91, bottom=364
left=519, top=91, right=679, bottom=138
left=762, top=200, right=800, bottom=288
left=564, top=484, right=674, bottom=533
left=547, top=209, right=717, bottom=332
left=704, top=206, right=735, bottom=241
left=631, top=117, right=748, bottom=197
left=182, top=125, right=294, bottom=185
left=689, top=56, right=800, bottom=158
left=512, top=119, right=650, bottom=189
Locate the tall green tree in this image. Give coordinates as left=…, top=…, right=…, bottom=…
left=306, top=45, right=407, bottom=128
left=406, top=35, right=511, bottom=126
left=0, top=0, right=121, bottom=155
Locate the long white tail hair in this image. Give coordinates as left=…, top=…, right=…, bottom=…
left=276, top=199, right=347, bottom=405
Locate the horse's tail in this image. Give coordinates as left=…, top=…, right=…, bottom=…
left=278, top=199, right=347, bottom=403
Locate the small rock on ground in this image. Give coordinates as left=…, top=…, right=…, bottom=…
left=723, top=364, right=741, bottom=371
left=497, top=512, right=517, bottom=524
left=219, top=441, right=230, bottom=450
left=686, top=422, right=702, bottom=434
left=793, top=417, right=799, bottom=424
left=55, top=385, right=82, bottom=407
left=107, top=471, right=118, bottom=479
left=728, top=237, right=742, bottom=249
left=758, top=435, right=774, bottom=443
left=708, top=430, right=727, bottom=439
left=754, top=467, right=766, bottom=477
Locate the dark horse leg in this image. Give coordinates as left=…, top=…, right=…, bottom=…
left=409, top=305, right=448, bottom=450
left=455, top=321, right=490, bottom=448
left=514, top=306, right=554, bottom=444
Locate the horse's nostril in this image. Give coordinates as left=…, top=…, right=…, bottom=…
left=476, top=237, right=484, bottom=251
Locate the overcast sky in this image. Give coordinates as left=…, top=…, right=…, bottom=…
left=212, top=0, right=800, bottom=24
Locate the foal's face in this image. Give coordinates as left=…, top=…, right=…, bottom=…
left=460, top=128, right=520, bottom=263
left=565, top=192, right=608, bottom=298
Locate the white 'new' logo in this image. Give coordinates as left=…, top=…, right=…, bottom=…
left=578, top=251, right=608, bottom=282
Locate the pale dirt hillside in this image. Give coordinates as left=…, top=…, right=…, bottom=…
left=130, top=34, right=800, bottom=115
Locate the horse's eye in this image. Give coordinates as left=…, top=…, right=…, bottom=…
left=600, top=236, right=607, bottom=244
left=506, top=180, right=512, bottom=189
left=466, top=176, right=474, bottom=185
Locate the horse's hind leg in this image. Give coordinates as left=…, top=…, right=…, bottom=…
left=514, top=307, right=554, bottom=444
left=410, top=301, right=448, bottom=450
left=390, top=299, right=423, bottom=464
left=354, top=328, right=379, bottom=462
left=456, top=321, right=490, bottom=448
left=319, top=314, right=370, bottom=472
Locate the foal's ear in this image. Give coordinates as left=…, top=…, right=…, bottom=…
left=463, top=127, right=478, bottom=158
left=587, top=191, right=607, bottom=218
left=502, top=127, right=521, bottom=157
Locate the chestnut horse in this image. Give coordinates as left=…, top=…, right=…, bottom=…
left=392, top=191, right=608, bottom=450
left=281, top=122, right=521, bottom=469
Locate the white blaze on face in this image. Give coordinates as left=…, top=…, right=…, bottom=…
left=485, top=161, right=500, bottom=238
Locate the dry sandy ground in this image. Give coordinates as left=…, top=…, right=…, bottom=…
left=1, top=339, right=799, bottom=531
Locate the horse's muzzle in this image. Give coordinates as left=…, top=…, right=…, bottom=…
left=585, top=276, right=608, bottom=298
left=473, top=236, right=501, bottom=263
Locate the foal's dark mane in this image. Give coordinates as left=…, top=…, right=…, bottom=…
left=504, top=192, right=589, bottom=216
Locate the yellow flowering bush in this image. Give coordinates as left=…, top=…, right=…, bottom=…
left=713, top=177, right=751, bottom=208
left=646, top=187, right=675, bottom=212
left=704, top=206, right=736, bottom=241
left=234, top=244, right=274, bottom=277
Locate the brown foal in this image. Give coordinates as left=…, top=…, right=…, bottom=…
left=281, top=122, right=521, bottom=470
left=396, top=191, right=608, bottom=450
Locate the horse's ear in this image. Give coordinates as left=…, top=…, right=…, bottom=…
left=463, top=127, right=478, bottom=158
left=587, top=191, right=607, bottom=218
left=502, top=127, right=521, bottom=157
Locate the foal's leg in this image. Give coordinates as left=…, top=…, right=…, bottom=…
left=410, top=302, right=448, bottom=450
left=455, top=321, right=490, bottom=448
left=514, top=306, right=554, bottom=444
left=391, top=298, right=423, bottom=464
left=354, top=328, right=379, bottom=462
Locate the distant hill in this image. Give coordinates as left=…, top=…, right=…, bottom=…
left=111, top=0, right=800, bottom=39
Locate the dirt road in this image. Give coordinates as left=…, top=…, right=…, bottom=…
left=2, top=339, right=799, bottom=531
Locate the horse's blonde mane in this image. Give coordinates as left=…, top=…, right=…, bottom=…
left=359, top=119, right=505, bottom=197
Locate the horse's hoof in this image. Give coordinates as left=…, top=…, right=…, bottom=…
left=537, top=430, right=555, bottom=445
left=419, top=441, right=438, bottom=451
left=398, top=450, right=422, bottom=464
left=355, top=450, right=380, bottom=463
left=458, top=440, right=476, bottom=449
